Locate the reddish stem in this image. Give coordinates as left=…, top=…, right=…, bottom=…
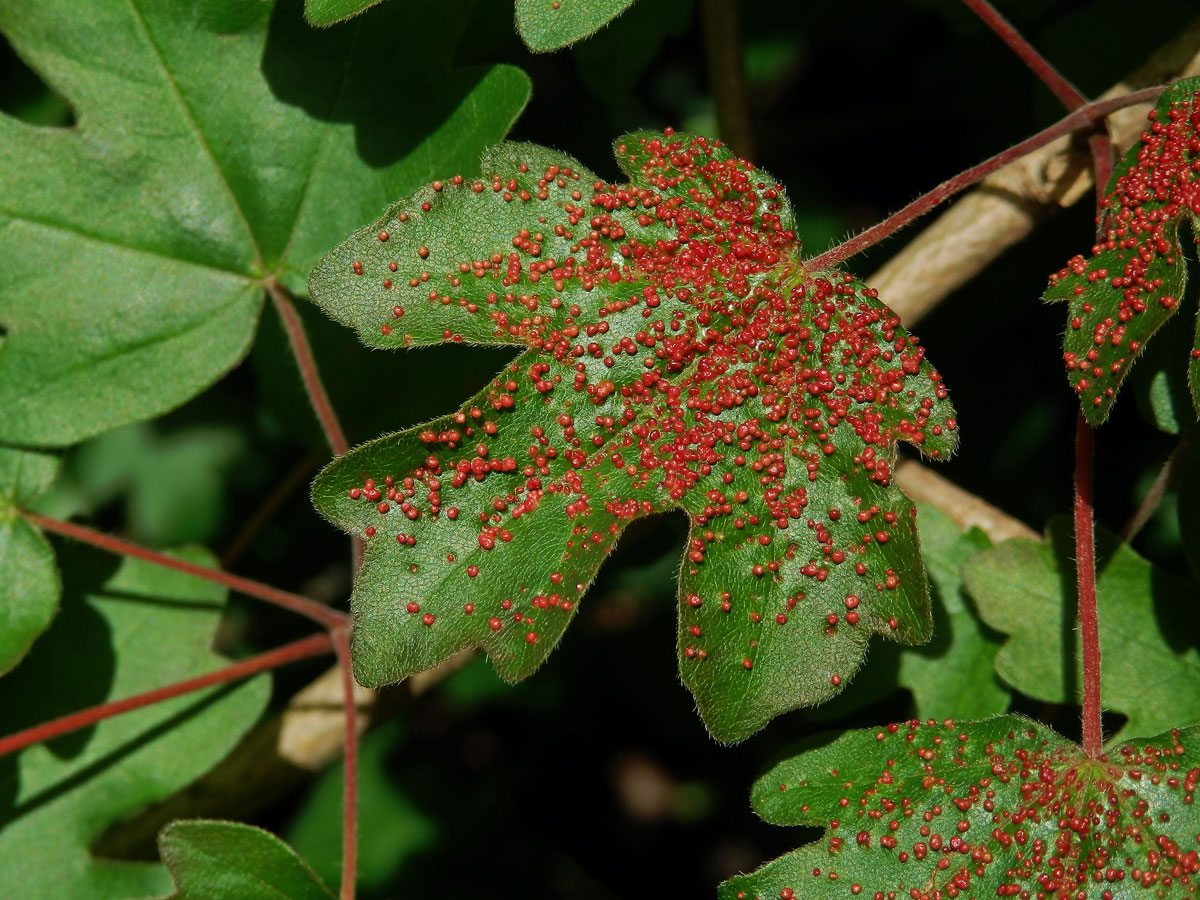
left=267, top=281, right=350, bottom=458
left=1074, top=412, right=1103, bottom=757
left=0, top=632, right=334, bottom=759
left=961, top=0, right=1087, bottom=110
left=334, top=629, right=359, bottom=900
left=24, top=511, right=348, bottom=630
left=804, top=87, right=1163, bottom=273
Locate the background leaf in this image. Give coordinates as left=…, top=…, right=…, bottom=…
left=0, top=446, right=59, bottom=674
left=0, top=545, right=271, bottom=899
left=896, top=505, right=1007, bottom=719
left=0, top=0, right=529, bottom=446
left=722, top=717, right=1200, bottom=900
left=159, top=819, right=334, bottom=900
left=962, top=518, right=1200, bottom=740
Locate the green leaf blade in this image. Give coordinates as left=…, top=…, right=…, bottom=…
left=723, top=718, right=1200, bottom=900
left=0, top=545, right=270, bottom=899
left=159, top=820, right=335, bottom=900
left=312, top=130, right=958, bottom=740
left=515, top=0, right=636, bottom=52
left=1044, top=76, right=1200, bottom=426
left=0, top=0, right=531, bottom=446
left=0, top=446, right=60, bottom=674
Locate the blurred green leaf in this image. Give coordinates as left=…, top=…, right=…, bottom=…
left=898, top=505, right=1008, bottom=720
left=0, top=0, right=529, bottom=446
left=159, top=819, right=334, bottom=900
left=286, top=721, right=435, bottom=892
left=304, top=0, right=381, bottom=26
left=962, top=517, right=1200, bottom=740
left=0, top=446, right=59, bottom=674
left=0, top=544, right=270, bottom=898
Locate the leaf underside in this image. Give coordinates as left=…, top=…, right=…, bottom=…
left=721, top=716, right=1200, bottom=900
left=962, top=518, right=1200, bottom=743
left=0, top=0, right=529, bottom=447
left=1044, top=76, right=1200, bottom=426
left=310, top=129, right=958, bottom=741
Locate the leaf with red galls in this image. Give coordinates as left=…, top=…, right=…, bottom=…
left=308, top=130, right=958, bottom=741
left=1045, top=76, right=1200, bottom=427
left=721, top=717, right=1200, bottom=900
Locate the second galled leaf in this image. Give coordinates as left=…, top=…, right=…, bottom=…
left=309, top=130, right=959, bottom=742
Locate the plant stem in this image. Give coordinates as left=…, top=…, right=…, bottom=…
left=334, top=629, right=359, bottom=900
left=804, top=87, right=1163, bottom=273
left=961, top=0, right=1087, bottom=110
left=699, top=0, right=755, bottom=160
left=1074, top=412, right=1103, bottom=757
left=24, top=511, right=348, bottom=630
left=1120, top=436, right=1192, bottom=543
left=267, top=281, right=350, bottom=458
left=0, top=633, right=334, bottom=759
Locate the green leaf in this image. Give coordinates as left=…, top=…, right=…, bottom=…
left=962, top=518, right=1200, bottom=741
left=0, top=446, right=60, bottom=674
left=515, top=0, right=636, bottom=52
left=304, top=0, right=381, bottom=27
left=1043, top=76, right=1200, bottom=426
left=721, top=716, right=1200, bottom=900
left=310, top=130, right=958, bottom=741
left=0, top=545, right=270, bottom=899
left=898, top=505, right=1008, bottom=720
left=158, top=820, right=335, bottom=900
left=0, top=0, right=530, bottom=447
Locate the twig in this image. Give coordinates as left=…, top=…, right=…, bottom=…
left=961, top=0, right=1087, bottom=110
left=24, top=511, right=348, bottom=630
left=804, top=88, right=1164, bottom=273
left=333, top=629, right=358, bottom=900
left=1073, top=413, right=1103, bottom=757
left=699, top=0, right=755, bottom=159
left=0, top=633, right=334, bottom=759
left=1120, top=436, right=1193, bottom=543
left=267, top=281, right=350, bottom=458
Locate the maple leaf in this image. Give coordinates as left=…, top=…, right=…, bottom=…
left=309, top=130, right=958, bottom=741
left=720, top=716, right=1200, bottom=900
left=1045, top=76, right=1200, bottom=426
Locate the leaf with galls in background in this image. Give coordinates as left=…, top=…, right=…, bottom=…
left=1045, top=76, right=1200, bottom=427
left=309, top=130, right=958, bottom=742
left=721, top=716, right=1200, bottom=900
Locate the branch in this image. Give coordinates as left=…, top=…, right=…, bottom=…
left=961, top=0, right=1087, bottom=110
left=803, top=88, right=1163, bottom=273
left=1120, top=435, right=1192, bottom=543
left=334, top=629, right=358, bottom=900
left=895, top=459, right=1038, bottom=544
left=1073, top=414, right=1103, bottom=756
left=870, top=18, right=1200, bottom=326
left=0, top=633, right=334, bottom=759
left=25, top=511, right=348, bottom=630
